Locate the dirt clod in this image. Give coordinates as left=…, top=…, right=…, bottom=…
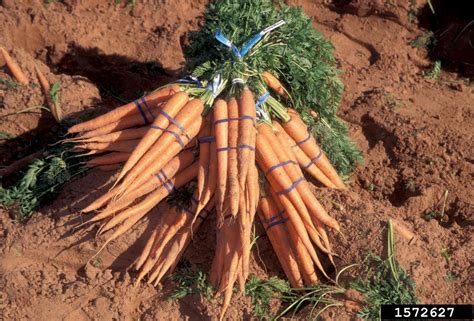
left=84, top=263, right=100, bottom=280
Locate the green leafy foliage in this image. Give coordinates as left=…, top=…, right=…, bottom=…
left=0, top=144, right=86, bottom=221
left=0, top=78, right=20, bottom=90
left=350, top=253, right=418, bottom=320
left=350, top=221, right=418, bottom=320
left=185, top=0, right=362, bottom=175
left=168, top=262, right=213, bottom=301
left=114, top=0, right=136, bottom=8
left=50, top=82, right=61, bottom=105
left=245, top=275, right=291, bottom=318
left=0, top=131, right=15, bottom=140
left=425, top=60, right=441, bottom=79
left=409, top=31, right=436, bottom=50
left=43, top=0, right=57, bottom=6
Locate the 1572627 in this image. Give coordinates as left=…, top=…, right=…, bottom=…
left=381, top=304, right=473, bottom=320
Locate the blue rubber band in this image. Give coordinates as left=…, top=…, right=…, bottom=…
left=176, top=76, right=203, bottom=88
left=294, top=132, right=311, bottom=147
left=264, top=209, right=285, bottom=223
left=240, top=20, right=286, bottom=57
left=140, top=97, right=155, bottom=119
left=266, top=217, right=289, bottom=230
left=205, top=74, right=222, bottom=98
left=155, top=171, right=165, bottom=185
left=255, top=92, right=270, bottom=109
left=303, top=150, right=323, bottom=169
left=164, top=172, right=176, bottom=192
left=159, top=169, right=170, bottom=182
left=155, top=171, right=174, bottom=192
left=276, top=177, right=304, bottom=196
left=231, top=78, right=246, bottom=85
left=239, top=34, right=263, bottom=57
left=200, top=207, right=210, bottom=215
left=198, top=135, right=215, bottom=143
left=216, top=20, right=286, bottom=59
left=214, top=115, right=255, bottom=125
left=215, top=30, right=242, bottom=59
left=216, top=145, right=255, bottom=152
left=159, top=170, right=175, bottom=192
left=150, top=124, right=185, bottom=147
left=265, top=160, right=298, bottom=176
left=134, top=99, right=149, bottom=124
left=159, top=109, right=191, bottom=141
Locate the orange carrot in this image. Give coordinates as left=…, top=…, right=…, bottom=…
left=74, top=103, right=162, bottom=139
left=313, top=219, right=336, bottom=266
left=69, top=85, right=180, bottom=133
left=150, top=235, right=186, bottom=285
left=116, top=91, right=189, bottom=183
left=71, top=126, right=149, bottom=144
left=247, top=164, right=259, bottom=217
left=210, top=220, right=226, bottom=287
left=241, top=164, right=258, bottom=281
left=85, top=152, right=130, bottom=167
left=135, top=228, right=159, bottom=270
left=227, top=97, right=239, bottom=216
left=285, top=218, right=318, bottom=285
left=259, top=195, right=303, bottom=288
left=0, top=47, right=29, bottom=85
left=262, top=71, right=288, bottom=98
left=273, top=121, right=336, bottom=188
left=35, top=66, right=62, bottom=122
left=257, top=161, right=324, bottom=251
left=196, top=113, right=212, bottom=202
left=114, top=99, right=204, bottom=197
left=194, top=115, right=217, bottom=220
left=262, top=162, right=332, bottom=255
left=237, top=88, right=256, bottom=188
left=216, top=217, right=241, bottom=294
left=213, top=99, right=229, bottom=218
left=280, top=110, right=346, bottom=189
left=76, top=139, right=141, bottom=154
left=219, top=219, right=240, bottom=320
left=270, top=124, right=304, bottom=177
left=237, top=185, right=248, bottom=292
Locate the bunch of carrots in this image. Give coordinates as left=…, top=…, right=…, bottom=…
left=2, top=8, right=356, bottom=317
left=67, top=70, right=347, bottom=319
left=2, top=45, right=348, bottom=320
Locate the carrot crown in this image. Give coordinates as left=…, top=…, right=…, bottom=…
left=185, top=0, right=363, bottom=175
